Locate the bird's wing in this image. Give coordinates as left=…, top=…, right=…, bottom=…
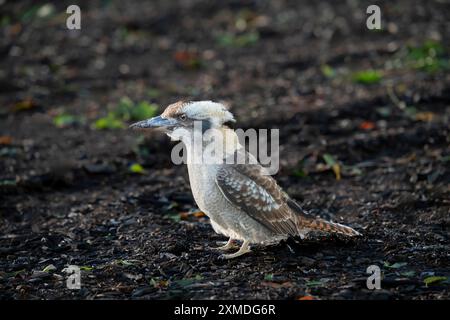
left=215, top=162, right=311, bottom=235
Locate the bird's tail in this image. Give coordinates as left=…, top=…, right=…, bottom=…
left=286, top=199, right=361, bottom=237
left=305, top=218, right=361, bottom=237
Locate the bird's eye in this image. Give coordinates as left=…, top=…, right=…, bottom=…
left=179, top=114, right=187, bottom=121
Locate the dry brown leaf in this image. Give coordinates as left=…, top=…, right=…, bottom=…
left=0, top=136, right=13, bottom=145
left=13, top=99, right=36, bottom=111
left=332, top=163, right=341, bottom=180
left=179, top=212, right=189, bottom=220
left=415, top=112, right=434, bottom=122
left=359, top=121, right=375, bottom=130
left=193, top=211, right=206, bottom=218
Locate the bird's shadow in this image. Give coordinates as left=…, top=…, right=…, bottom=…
left=271, top=235, right=361, bottom=256
left=210, top=234, right=364, bottom=265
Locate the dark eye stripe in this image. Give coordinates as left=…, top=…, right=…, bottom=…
left=201, top=119, right=211, bottom=133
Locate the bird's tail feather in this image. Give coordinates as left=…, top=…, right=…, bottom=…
left=286, top=199, right=361, bottom=237
left=305, top=218, right=361, bottom=237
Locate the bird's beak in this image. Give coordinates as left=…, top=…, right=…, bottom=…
left=129, top=116, right=177, bottom=129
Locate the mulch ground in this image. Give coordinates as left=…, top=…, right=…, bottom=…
left=0, top=0, right=449, bottom=299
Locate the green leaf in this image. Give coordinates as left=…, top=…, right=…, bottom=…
left=424, top=276, right=447, bottom=286
left=21, top=5, right=41, bottom=22
left=53, top=113, right=78, bottom=128
left=42, top=264, right=57, bottom=273
left=167, top=212, right=181, bottom=222
left=116, top=259, right=135, bottom=266
left=384, top=262, right=407, bottom=269
left=323, top=153, right=341, bottom=180
left=293, top=168, right=308, bottom=178
left=406, top=41, right=448, bottom=73
left=352, top=70, right=382, bottom=84
left=264, top=274, right=274, bottom=281
left=7, top=269, right=26, bottom=277
left=130, top=101, right=158, bottom=121
left=114, top=97, right=134, bottom=121
left=376, top=107, right=391, bottom=117
left=173, top=275, right=204, bottom=287
left=217, top=32, right=259, bottom=47
left=321, top=64, right=336, bottom=78
left=0, top=179, right=17, bottom=186
left=113, top=97, right=158, bottom=121
left=404, top=106, right=417, bottom=118
left=129, top=163, right=146, bottom=174
left=80, top=266, right=94, bottom=271
left=94, top=113, right=125, bottom=130
left=323, top=153, right=337, bottom=166
left=400, top=271, right=416, bottom=278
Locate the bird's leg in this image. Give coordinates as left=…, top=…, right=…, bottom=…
left=213, top=238, right=237, bottom=251
left=219, top=240, right=251, bottom=259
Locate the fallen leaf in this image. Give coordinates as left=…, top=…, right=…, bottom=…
left=323, top=154, right=341, bottom=180
left=13, top=99, right=36, bottom=111
left=129, top=163, right=146, bottom=174
left=0, top=179, right=17, bottom=186
left=174, top=51, right=201, bottom=69
left=400, top=271, right=416, bottom=277
left=424, top=276, right=447, bottom=286
left=179, top=212, right=189, bottom=220
left=116, top=259, right=135, bottom=266
left=359, top=121, right=375, bottom=130
left=331, top=163, right=341, bottom=180
left=150, top=278, right=170, bottom=288
left=321, top=64, right=335, bottom=78
left=0, top=136, right=12, bottom=145
left=172, top=275, right=204, bottom=287
left=415, top=112, right=434, bottom=122
left=53, top=114, right=80, bottom=128
left=297, top=295, right=315, bottom=300
left=264, top=274, right=274, bottom=281
left=217, top=32, right=260, bottom=47
left=193, top=211, right=206, bottom=218
left=384, top=262, right=407, bottom=269
left=79, top=266, right=94, bottom=271
left=352, top=70, right=382, bottom=84
left=42, top=264, right=57, bottom=273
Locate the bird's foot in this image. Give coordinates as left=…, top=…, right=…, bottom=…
left=219, top=241, right=251, bottom=259
left=213, top=239, right=238, bottom=251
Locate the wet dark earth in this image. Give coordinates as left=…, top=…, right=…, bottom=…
left=0, top=0, right=449, bottom=299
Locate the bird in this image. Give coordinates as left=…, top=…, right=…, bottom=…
left=130, top=100, right=361, bottom=259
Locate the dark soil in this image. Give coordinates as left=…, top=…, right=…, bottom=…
left=0, top=0, right=449, bottom=300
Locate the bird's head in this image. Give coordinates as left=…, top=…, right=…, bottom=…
left=130, top=100, right=235, bottom=140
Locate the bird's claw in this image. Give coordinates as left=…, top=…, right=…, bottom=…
left=213, top=239, right=238, bottom=251
left=217, top=241, right=252, bottom=259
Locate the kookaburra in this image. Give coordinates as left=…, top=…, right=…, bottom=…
left=130, top=101, right=360, bottom=259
